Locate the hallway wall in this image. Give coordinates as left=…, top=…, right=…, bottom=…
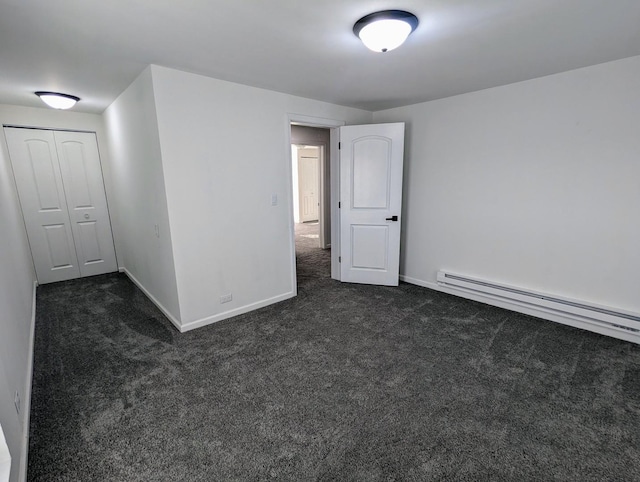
left=0, top=104, right=113, bottom=482
left=150, top=65, right=372, bottom=330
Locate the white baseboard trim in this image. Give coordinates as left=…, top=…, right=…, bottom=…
left=180, top=292, right=296, bottom=333
left=118, top=268, right=182, bottom=332
left=399, top=275, right=435, bottom=289
left=19, top=281, right=37, bottom=482
left=399, top=274, right=640, bottom=344
left=119, top=268, right=295, bottom=334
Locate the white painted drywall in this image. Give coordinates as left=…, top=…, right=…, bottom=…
left=0, top=103, right=116, bottom=482
left=0, top=153, right=31, bottom=482
left=103, top=67, right=181, bottom=324
left=149, top=65, right=372, bottom=328
left=373, top=55, right=640, bottom=314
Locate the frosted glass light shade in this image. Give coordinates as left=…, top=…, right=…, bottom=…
left=35, top=91, right=80, bottom=109
left=358, top=19, right=412, bottom=52
left=353, top=10, right=419, bottom=53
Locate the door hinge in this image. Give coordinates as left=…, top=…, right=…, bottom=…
left=338, top=142, right=341, bottom=149
left=338, top=201, right=341, bottom=208
left=339, top=256, right=341, bottom=263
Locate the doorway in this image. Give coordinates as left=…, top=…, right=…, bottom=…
left=286, top=117, right=406, bottom=294
left=286, top=115, right=345, bottom=295
left=292, top=145, right=321, bottom=226
left=289, top=123, right=334, bottom=285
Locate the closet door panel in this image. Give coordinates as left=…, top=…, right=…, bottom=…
left=55, top=131, right=117, bottom=277
left=4, top=128, right=80, bottom=283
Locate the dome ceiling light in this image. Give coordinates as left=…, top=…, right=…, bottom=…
left=353, top=10, right=419, bottom=53
left=35, top=91, right=80, bottom=110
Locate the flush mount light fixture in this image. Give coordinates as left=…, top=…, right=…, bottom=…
left=353, top=10, right=419, bottom=53
left=35, top=91, right=80, bottom=110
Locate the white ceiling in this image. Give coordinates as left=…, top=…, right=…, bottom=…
left=1, top=0, right=639, bottom=114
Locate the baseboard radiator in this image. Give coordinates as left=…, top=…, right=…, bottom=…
left=436, top=270, right=640, bottom=342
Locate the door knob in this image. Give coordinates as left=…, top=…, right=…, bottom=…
left=84, top=213, right=90, bottom=219
left=385, top=215, right=398, bottom=221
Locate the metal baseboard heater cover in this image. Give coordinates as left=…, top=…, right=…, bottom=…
left=436, top=271, right=640, bottom=334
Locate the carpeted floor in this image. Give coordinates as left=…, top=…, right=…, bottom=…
left=295, top=221, right=328, bottom=282
left=28, top=225, right=640, bottom=481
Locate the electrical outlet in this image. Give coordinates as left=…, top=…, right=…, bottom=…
left=14, top=391, right=20, bottom=415
left=220, top=293, right=233, bottom=304
left=271, top=194, right=278, bottom=206
left=154, top=224, right=160, bottom=238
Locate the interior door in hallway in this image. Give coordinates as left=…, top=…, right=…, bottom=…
left=298, top=147, right=319, bottom=222
left=339, top=123, right=405, bottom=286
left=4, top=127, right=117, bottom=284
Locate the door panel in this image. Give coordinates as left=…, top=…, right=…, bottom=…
left=340, top=123, right=405, bottom=286
left=77, top=221, right=102, bottom=263
left=5, top=128, right=81, bottom=283
left=351, top=224, right=389, bottom=269
left=26, top=139, right=62, bottom=210
left=352, top=138, right=391, bottom=209
left=59, top=141, right=93, bottom=207
left=55, top=131, right=117, bottom=277
left=43, top=224, right=77, bottom=269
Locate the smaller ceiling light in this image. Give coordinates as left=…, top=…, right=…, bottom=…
left=353, top=10, right=419, bottom=53
left=35, top=91, right=80, bottom=110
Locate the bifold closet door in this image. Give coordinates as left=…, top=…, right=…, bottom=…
left=4, top=127, right=117, bottom=284
left=54, top=131, right=117, bottom=278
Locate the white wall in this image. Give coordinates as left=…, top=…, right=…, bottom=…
left=0, top=103, right=115, bottom=482
left=149, top=65, right=372, bottom=330
left=373, top=55, right=640, bottom=314
left=103, top=67, right=181, bottom=325
left=0, top=131, right=33, bottom=482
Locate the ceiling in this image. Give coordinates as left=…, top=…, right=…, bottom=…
left=1, top=0, right=639, bottom=114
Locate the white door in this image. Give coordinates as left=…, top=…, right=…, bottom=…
left=5, top=128, right=117, bottom=284
left=339, top=123, right=405, bottom=286
left=298, top=147, right=319, bottom=222
left=54, top=131, right=118, bottom=277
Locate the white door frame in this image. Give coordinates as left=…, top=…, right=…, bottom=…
left=285, top=114, right=345, bottom=293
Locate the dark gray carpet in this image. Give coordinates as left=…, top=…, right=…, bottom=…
left=295, top=221, right=328, bottom=282
left=28, top=227, right=640, bottom=481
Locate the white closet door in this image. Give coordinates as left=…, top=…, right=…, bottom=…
left=54, top=131, right=117, bottom=277
left=5, top=127, right=117, bottom=283
left=4, top=128, right=81, bottom=283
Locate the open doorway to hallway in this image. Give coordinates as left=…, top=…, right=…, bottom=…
left=290, top=125, right=331, bottom=280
